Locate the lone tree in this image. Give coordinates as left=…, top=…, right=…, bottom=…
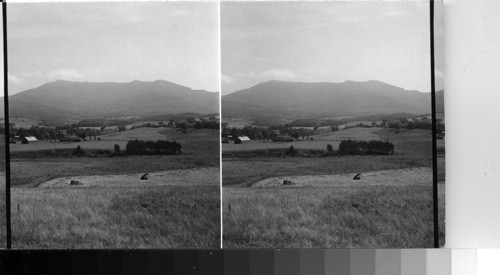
left=285, top=145, right=298, bottom=157
left=73, top=145, right=83, bottom=156
left=327, top=144, right=334, bottom=154
left=114, top=144, right=121, bottom=154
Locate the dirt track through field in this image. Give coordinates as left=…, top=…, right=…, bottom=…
left=251, top=167, right=431, bottom=188
left=37, top=167, right=219, bottom=189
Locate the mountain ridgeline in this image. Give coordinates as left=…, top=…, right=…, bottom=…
left=222, top=80, right=444, bottom=125
left=1, top=80, right=219, bottom=125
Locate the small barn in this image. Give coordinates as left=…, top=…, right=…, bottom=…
left=21, top=136, right=38, bottom=144
left=233, top=136, right=251, bottom=144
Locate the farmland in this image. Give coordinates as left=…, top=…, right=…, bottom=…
left=222, top=127, right=381, bottom=152
left=10, top=127, right=220, bottom=248
left=223, top=127, right=445, bottom=248
left=0, top=139, right=5, bottom=248
left=222, top=117, right=256, bottom=129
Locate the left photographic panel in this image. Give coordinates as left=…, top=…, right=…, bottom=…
left=7, top=2, right=220, bottom=248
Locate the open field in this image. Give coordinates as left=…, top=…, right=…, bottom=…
left=11, top=128, right=219, bottom=187
left=223, top=128, right=433, bottom=187
left=339, top=120, right=380, bottom=129
left=223, top=127, right=445, bottom=248
left=12, top=169, right=219, bottom=248
left=1, top=117, right=43, bottom=128
left=224, top=169, right=444, bottom=248
left=10, top=127, right=219, bottom=153
left=9, top=128, right=220, bottom=248
left=38, top=167, right=217, bottom=188
left=222, top=118, right=256, bottom=129
left=0, top=173, right=5, bottom=248
left=223, top=127, right=383, bottom=152
left=252, top=167, right=431, bottom=188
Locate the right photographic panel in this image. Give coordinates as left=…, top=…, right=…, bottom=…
left=221, top=1, right=444, bottom=248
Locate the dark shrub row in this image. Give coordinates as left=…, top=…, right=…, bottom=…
left=338, top=139, right=394, bottom=155
left=125, top=139, right=182, bottom=155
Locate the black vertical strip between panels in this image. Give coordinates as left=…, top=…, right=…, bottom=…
left=2, top=0, right=12, bottom=249
left=429, top=0, right=439, bottom=248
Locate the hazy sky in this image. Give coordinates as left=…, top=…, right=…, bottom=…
left=6, top=2, right=219, bottom=95
left=222, top=1, right=444, bottom=95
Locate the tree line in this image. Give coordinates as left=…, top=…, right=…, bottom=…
left=125, top=139, right=182, bottom=155
left=338, top=140, right=394, bottom=155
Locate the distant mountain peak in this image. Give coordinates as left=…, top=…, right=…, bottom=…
left=5, top=79, right=219, bottom=125
left=222, top=80, right=438, bottom=124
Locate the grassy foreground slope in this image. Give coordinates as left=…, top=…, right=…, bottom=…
left=223, top=128, right=445, bottom=248
left=13, top=181, right=219, bottom=248
left=10, top=128, right=220, bottom=248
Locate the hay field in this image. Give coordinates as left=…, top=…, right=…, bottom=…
left=10, top=127, right=218, bottom=153
left=12, top=168, right=219, bottom=249
left=224, top=169, right=443, bottom=248
left=0, top=173, right=5, bottom=248
left=223, top=127, right=445, bottom=248
left=9, top=128, right=220, bottom=248
left=222, top=128, right=382, bottom=152
left=222, top=118, right=256, bottom=129
left=1, top=118, right=42, bottom=129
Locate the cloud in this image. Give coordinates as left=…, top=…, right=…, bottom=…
left=170, top=10, right=189, bottom=17
left=237, top=69, right=299, bottom=81
left=379, top=6, right=406, bottom=18
left=435, top=69, right=444, bottom=79
left=47, top=69, right=84, bottom=80
left=221, top=74, right=235, bottom=84
left=259, top=69, right=298, bottom=80
left=8, top=73, right=23, bottom=84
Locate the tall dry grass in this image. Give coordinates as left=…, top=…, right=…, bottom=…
left=11, top=186, right=219, bottom=248
left=223, top=184, right=445, bottom=248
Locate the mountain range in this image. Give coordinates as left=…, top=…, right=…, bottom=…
left=1, top=80, right=219, bottom=125
left=222, top=80, right=444, bottom=124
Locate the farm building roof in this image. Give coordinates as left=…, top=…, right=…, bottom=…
left=237, top=136, right=251, bottom=141
left=24, top=136, right=38, bottom=142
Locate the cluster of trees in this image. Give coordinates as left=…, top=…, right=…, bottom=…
left=338, top=139, right=394, bottom=155
left=222, top=125, right=316, bottom=141
left=176, top=118, right=219, bottom=130
left=77, top=118, right=136, bottom=128
left=388, top=118, right=445, bottom=132
left=194, top=120, right=218, bottom=130
left=55, top=125, right=101, bottom=140
left=15, top=126, right=59, bottom=140
left=125, top=139, right=182, bottom=155
left=288, top=118, right=344, bottom=128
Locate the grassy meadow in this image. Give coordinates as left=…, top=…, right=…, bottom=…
left=0, top=141, right=5, bottom=248
left=12, top=185, right=219, bottom=248
left=223, top=127, right=445, bottom=248
left=224, top=184, right=441, bottom=248
left=10, top=127, right=220, bottom=248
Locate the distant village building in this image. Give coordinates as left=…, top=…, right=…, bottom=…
left=228, top=136, right=252, bottom=144
left=21, top=136, right=38, bottom=144
left=9, top=135, right=21, bottom=144
left=237, top=136, right=251, bottom=142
